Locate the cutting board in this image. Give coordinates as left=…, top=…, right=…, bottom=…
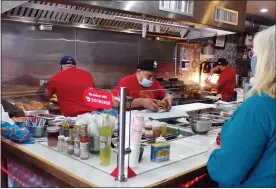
left=143, top=103, right=216, bottom=120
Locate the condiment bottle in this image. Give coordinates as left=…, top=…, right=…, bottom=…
left=99, top=114, right=112, bottom=166
left=144, top=121, right=152, bottom=130
left=67, top=126, right=74, bottom=155
left=63, top=137, right=69, bottom=153
left=57, top=135, right=65, bottom=152
left=160, top=122, right=167, bottom=136
left=155, top=135, right=166, bottom=143
left=80, top=124, right=89, bottom=160
left=152, top=122, right=161, bottom=138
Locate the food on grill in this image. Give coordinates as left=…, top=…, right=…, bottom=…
left=183, top=83, right=201, bottom=100
left=15, top=101, right=46, bottom=111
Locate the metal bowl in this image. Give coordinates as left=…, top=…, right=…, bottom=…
left=189, top=115, right=212, bottom=134
left=28, top=125, right=47, bottom=138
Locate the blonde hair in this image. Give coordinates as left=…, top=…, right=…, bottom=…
left=247, top=25, right=276, bottom=98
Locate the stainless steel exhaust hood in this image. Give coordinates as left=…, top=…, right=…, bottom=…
left=1, top=0, right=246, bottom=40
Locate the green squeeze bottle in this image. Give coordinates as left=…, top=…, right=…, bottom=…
left=99, top=114, right=112, bottom=166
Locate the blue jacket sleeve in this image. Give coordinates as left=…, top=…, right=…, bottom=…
left=207, top=101, right=268, bottom=185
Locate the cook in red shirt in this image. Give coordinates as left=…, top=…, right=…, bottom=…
left=112, top=59, right=173, bottom=111
left=44, top=56, right=97, bottom=116
left=205, top=58, right=236, bottom=102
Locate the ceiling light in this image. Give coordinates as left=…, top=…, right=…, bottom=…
left=260, top=8, right=268, bottom=13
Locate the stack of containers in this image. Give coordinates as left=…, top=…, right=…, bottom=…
left=129, top=112, right=145, bottom=168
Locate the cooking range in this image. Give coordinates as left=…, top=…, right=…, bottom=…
left=156, top=78, right=216, bottom=105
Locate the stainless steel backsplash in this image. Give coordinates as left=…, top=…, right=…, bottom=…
left=1, top=22, right=176, bottom=89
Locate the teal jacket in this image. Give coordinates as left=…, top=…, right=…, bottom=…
left=207, top=94, right=276, bottom=187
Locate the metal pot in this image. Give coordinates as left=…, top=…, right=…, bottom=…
left=188, top=115, right=212, bottom=134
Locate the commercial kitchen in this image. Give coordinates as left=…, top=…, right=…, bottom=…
left=1, top=0, right=275, bottom=188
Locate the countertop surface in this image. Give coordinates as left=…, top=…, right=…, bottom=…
left=2, top=103, right=220, bottom=187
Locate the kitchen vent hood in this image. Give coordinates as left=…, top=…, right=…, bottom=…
left=1, top=0, right=246, bottom=40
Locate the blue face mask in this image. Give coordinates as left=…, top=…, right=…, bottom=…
left=250, top=56, right=257, bottom=75
left=139, top=78, right=153, bottom=87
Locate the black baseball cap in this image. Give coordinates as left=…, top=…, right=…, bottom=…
left=60, top=56, right=76, bottom=65
left=137, top=59, right=159, bottom=72
left=216, top=58, right=228, bottom=66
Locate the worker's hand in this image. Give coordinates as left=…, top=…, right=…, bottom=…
left=142, top=98, right=159, bottom=112
left=162, top=96, right=173, bottom=110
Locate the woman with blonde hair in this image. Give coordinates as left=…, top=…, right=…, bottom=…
left=207, top=26, right=276, bottom=187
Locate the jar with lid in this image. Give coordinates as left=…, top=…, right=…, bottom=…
left=63, top=137, right=69, bottom=153
left=57, top=135, right=65, bottom=152
left=67, top=126, right=74, bottom=155
left=80, top=124, right=89, bottom=160
left=46, top=126, right=60, bottom=147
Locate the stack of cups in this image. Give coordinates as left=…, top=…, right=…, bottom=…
left=129, top=113, right=144, bottom=168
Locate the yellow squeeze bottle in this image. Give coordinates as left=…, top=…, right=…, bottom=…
left=99, top=114, right=112, bottom=166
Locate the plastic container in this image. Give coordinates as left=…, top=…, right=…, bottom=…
left=152, top=122, right=161, bottom=138
left=46, top=126, right=60, bottom=147
left=159, top=122, right=167, bottom=136
left=144, top=121, right=152, bottom=130
left=129, top=113, right=145, bottom=168
left=57, top=135, right=65, bottom=152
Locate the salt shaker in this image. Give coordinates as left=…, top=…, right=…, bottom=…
left=57, top=135, right=65, bottom=152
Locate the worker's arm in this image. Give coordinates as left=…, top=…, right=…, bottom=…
left=44, top=80, right=55, bottom=100
left=162, top=93, right=173, bottom=110
left=113, top=97, right=159, bottom=112
left=206, top=80, right=221, bottom=89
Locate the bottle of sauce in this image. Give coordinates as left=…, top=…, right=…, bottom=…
left=160, top=122, right=167, bottom=136
left=152, top=122, right=161, bottom=138
left=80, top=124, right=89, bottom=160
left=99, top=114, right=112, bottom=166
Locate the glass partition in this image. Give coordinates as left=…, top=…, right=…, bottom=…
left=3, top=84, right=214, bottom=181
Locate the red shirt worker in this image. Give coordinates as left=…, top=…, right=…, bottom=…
left=44, top=56, right=97, bottom=116
left=205, top=58, right=236, bottom=102
left=113, top=59, right=172, bottom=112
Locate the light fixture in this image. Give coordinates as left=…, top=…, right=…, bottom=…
left=260, top=8, right=268, bottom=13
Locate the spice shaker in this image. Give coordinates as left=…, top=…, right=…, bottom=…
left=67, top=126, right=74, bottom=155
left=57, top=135, right=65, bottom=152
left=73, top=126, right=80, bottom=157
left=63, top=137, right=69, bottom=153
